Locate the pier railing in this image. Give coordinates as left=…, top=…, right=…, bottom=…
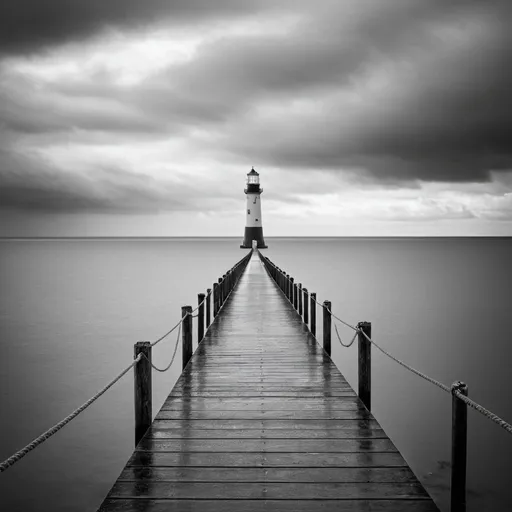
left=259, top=252, right=512, bottom=512
left=0, top=249, right=252, bottom=472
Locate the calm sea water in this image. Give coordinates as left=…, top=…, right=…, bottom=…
left=0, top=237, right=511, bottom=511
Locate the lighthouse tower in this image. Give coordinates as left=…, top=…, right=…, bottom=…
left=240, top=168, right=267, bottom=249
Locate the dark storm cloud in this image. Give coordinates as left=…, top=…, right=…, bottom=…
left=0, top=0, right=273, bottom=55
left=0, top=150, right=229, bottom=213
left=207, top=1, right=512, bottom=183
left=101, top=0, right=511, bottom=184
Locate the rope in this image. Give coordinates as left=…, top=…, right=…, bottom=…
left=334, top=323, right=358, bottom=348
left=263, top=254, right=512, bottom=436
left=453, top=390, right=512, bottom=434
left=0, top=354, right=142, bottom=473
left=190, top=291, right=210, bottom=314
left=359, top=329, right=452, bottom=394
left=146, top=324, right=181, bottom=373
left=190, top=252, right=250, bottom=314
left=152, top=252, right=251, bottom=347
left=150, top=317, right=184, bottom=347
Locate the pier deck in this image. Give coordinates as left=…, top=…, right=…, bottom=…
left=99, top=251, right=439, bottom=511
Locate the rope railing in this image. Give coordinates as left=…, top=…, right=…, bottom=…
left=134, top=248, right=252, bottom=443
left=151, top=251, right=251, bottom=347
left=146, top=324, right=182, bottom=373
left=0, top=249, right=253, bottom=474
left=0, top=354, right=142, bottom=473
left=259, top=252, right=512, bottom=434
left=453, top=389, right=512, bottom=434
left=259, top=250, right=512, bottom=511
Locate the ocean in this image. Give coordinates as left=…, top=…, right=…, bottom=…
left=0, top=237, right=511, bottom=511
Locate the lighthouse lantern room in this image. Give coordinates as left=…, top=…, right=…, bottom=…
left=240, top=167, right=267, bottom=249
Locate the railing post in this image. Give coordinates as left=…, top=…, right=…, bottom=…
left=198, top=293, right=205, bottom=343
left=451, top=381, right=468, bottom=512
left=218, top=277, right=223, bottom=309
left=134, top=341, right=152, bottom=446
left=357, top=321, right=372, bottom=411
left=222, top=274, right=227, bottom=303
left=310, top=292, right=317, bottom=336
left=298, top=283, right=302, bottom=316
left=182, top=306, right=193, bottom=369
left=286, top=274, right=291, bottom=301
left=293, top=281, right=298, bottom=310
left=323, top=300, right=331, bottom=356
left=213, top=283, right=218, bottom=317
left=206, top=288, right=211, bottom=328
left=303, top=287, right=309, bottom=325
left=290, top=277, right=294, bottom=304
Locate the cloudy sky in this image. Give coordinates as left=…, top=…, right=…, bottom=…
left=1, top=0, right=511, bottom=236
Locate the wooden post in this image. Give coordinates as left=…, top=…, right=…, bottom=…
left=182, top=306, right=193, bottom=369
left=323, top=300, right=331, bottom=356
left=222, top=273, right=227, bottom=303
left=293, top=281, right=298, bottom=310
left=213, top=283, right=218, bottom=317
left=206, top=288, right=211, bottom=328
left=287, top=274, right=291, bottom=301
left=451, top=381, right=468, bottom=512
left=298, top=283, right=302, bottom=315
left=310, top=293, right=317, bottom=336
left=134, top=341, right=152, bottom=446
left=357, top=321, right=372, bottom=411
left=198, top=293, right=205, bottom=343
left=219, top=277, right=224, bottom=307
left=290, top=277, right=294, bottom=304
left=303, top=287, right=309, bottom=325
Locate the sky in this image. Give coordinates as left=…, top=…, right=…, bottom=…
left=1, top=0, right=511, bottom=236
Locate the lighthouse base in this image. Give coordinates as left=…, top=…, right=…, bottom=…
left=240, top=227, right=267, bottom=249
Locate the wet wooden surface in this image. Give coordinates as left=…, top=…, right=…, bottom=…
left=98, top=251, right=439, bottom=511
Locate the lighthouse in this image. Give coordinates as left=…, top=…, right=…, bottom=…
left=240, top=168, right=267, bottom=249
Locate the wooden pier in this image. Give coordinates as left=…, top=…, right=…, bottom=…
left=98, top=250, right=439, bottom=511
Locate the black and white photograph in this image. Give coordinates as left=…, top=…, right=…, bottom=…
left=0, top=1, right=511, bottom=511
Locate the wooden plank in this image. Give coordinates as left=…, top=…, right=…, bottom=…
left=108, top=481, right=430, bottom=499
left=163, top=396, right=362, bottom=403
left=150, top=419, right=382, bottom=430
left=155, top=410, right=374, bottom=420
left=168, top=391, right=358, bottom=398
left=99, top=499, right=440, bottom=512
left=127, top=452, right=408, bottom=467
left=135, top=438, right=398, bottom=453
left=170, top=385, right=354, bottom=389
left=118, top=466, right=419, bottom=483
left=161, top=400, right=364, bottom=411
left=145, top=428, right=388, bottom=439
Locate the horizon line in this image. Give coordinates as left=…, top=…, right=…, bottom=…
left=1, top=235, right=511, bottom=240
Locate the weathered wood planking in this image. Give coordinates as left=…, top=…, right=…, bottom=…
left=98, top=251, right=439, bottom=511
